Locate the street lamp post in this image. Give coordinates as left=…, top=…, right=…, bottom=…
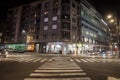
left=107, top=14, right=120, bottom=58
left=22, top=30, right=27, bottom=51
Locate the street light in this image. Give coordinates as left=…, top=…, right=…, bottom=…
left=106, top=14, right=120, bottom=58
left=110, top=19, right=115, bottom=23
left=107, top=14, right=112, bottom=19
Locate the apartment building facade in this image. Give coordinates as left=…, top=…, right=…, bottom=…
left=6, top=0, right=110, bottom=55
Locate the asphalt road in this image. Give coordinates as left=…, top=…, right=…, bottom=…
left=0, top=53, right=120, bottom=80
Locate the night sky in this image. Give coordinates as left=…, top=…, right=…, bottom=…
left=0, top=0, right=120, bottom=22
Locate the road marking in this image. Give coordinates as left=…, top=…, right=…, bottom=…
left=24, top=77, right=91, bottom=80
left=32, top=58, right=42, bottom=62
left=25, top=58, right=36, bottom=62
left=108, top=77, right=120, bottom=80
left=40, top=58, right=47, bottom=62
left=69, top=59, right=74, bottom=62
left=24, top=57, right=91, bottom=80
left=38, top=67, right=81, bottom=69
left=34, top=69, right=83, bottom=72
left=48, top=58, right=53, bottom=62
left=81, top=59, right=88, bottom=62
left=75, top=59, right=81, bottom=62
left=17, top=58, right=30, bottom=62
left=30, top=72, right=86, bottom=76
left=85, top=59, right=94, bottom=62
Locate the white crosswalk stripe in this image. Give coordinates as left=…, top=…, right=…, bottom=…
left=81, top=59, right=88, bottom=62
left=32, top=58, right=42, bottom=62
left=34, top=69, right=83, bottom=72
left=85, top=59, right=94, bottom=62
left=13, top=57, right=49, bottom=63
left=24, top=77, right=91, bottom=80
left=70, top=59, right=74, bottom=62
left=72, top=58, right=120, bottom=63
left=48, top=58, right=54, bottom=62
left=25, top=58, right=36, bottom=62
left=75, top=59, right=81, bottom=62
left=40, top=58, right=47, bottom=62
left=24, top=57, right=91, bottom=80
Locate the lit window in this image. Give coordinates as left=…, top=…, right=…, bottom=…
left=85, top=31, right=89, bottom=35
left=72, top=10, right=76, bottom=16
left=52, top=25, right=57, bottom=29
left=84, top=37, right=88, bottom=42
left=44, top=11, right=49, bottom=15
left=44, top=26, right=48, bottom=30
left=44, top=18, right=48, bottom=22
left=52, top=16, right=57, bottom=21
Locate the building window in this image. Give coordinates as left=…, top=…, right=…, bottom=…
left=44, top=18, right=48, bottom=22
left=72, top=3, right=75, bottom=8
left=44, top=26, right=48, bottom=30
left=36, top=35, right=39, bottom=39
left=52, top=25, right=57, bottom=29
left=44, top=2, right=49, bottom=8
left=53, top=0, right=59, bottom=6
left=62, top=31, right=70, bottom=39
left=85, top=31, right=89, bottom=35
left=44, top=10, right=49, bottom=15
left=52, top=33, right=56, bottom=39
left=72, top=10, right=76, bottom=16
left=72, top=17, right=76, bottom=23
left=52, top=16, right=57, bottom=21
left=43, top=34, right=47, bottom=40
left=84, top=37, right=88, bottom=42
left=53, top=8, right=58, bottom=14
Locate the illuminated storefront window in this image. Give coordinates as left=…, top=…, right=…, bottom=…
left=84, top=37, right=88, bottom=42
left=27, top=43, right=34, bottom=51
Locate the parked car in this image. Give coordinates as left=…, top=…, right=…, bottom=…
left=0, top=49, right=8, bottom=58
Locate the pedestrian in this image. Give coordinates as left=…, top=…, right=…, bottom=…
left=59, top=50, right=62, bottom=55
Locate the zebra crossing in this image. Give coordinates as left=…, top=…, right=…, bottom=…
left=24, top=57, right=91, bottom=80
left=13, top=58, right=120, bottom=63
left=1, top=56, right=120, bottom=63
left=70, top=58, right=120, bottom=63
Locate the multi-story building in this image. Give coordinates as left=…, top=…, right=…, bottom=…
left=80, top=0, right=110, bottom=53
left=6, top=0, right=110, bottom=55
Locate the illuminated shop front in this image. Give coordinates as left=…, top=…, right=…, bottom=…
left=26, top=43, right=35, bottom=51
left=46, top=42, right=83, bottom=55
left=6, top=44, right=25, bottom=51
